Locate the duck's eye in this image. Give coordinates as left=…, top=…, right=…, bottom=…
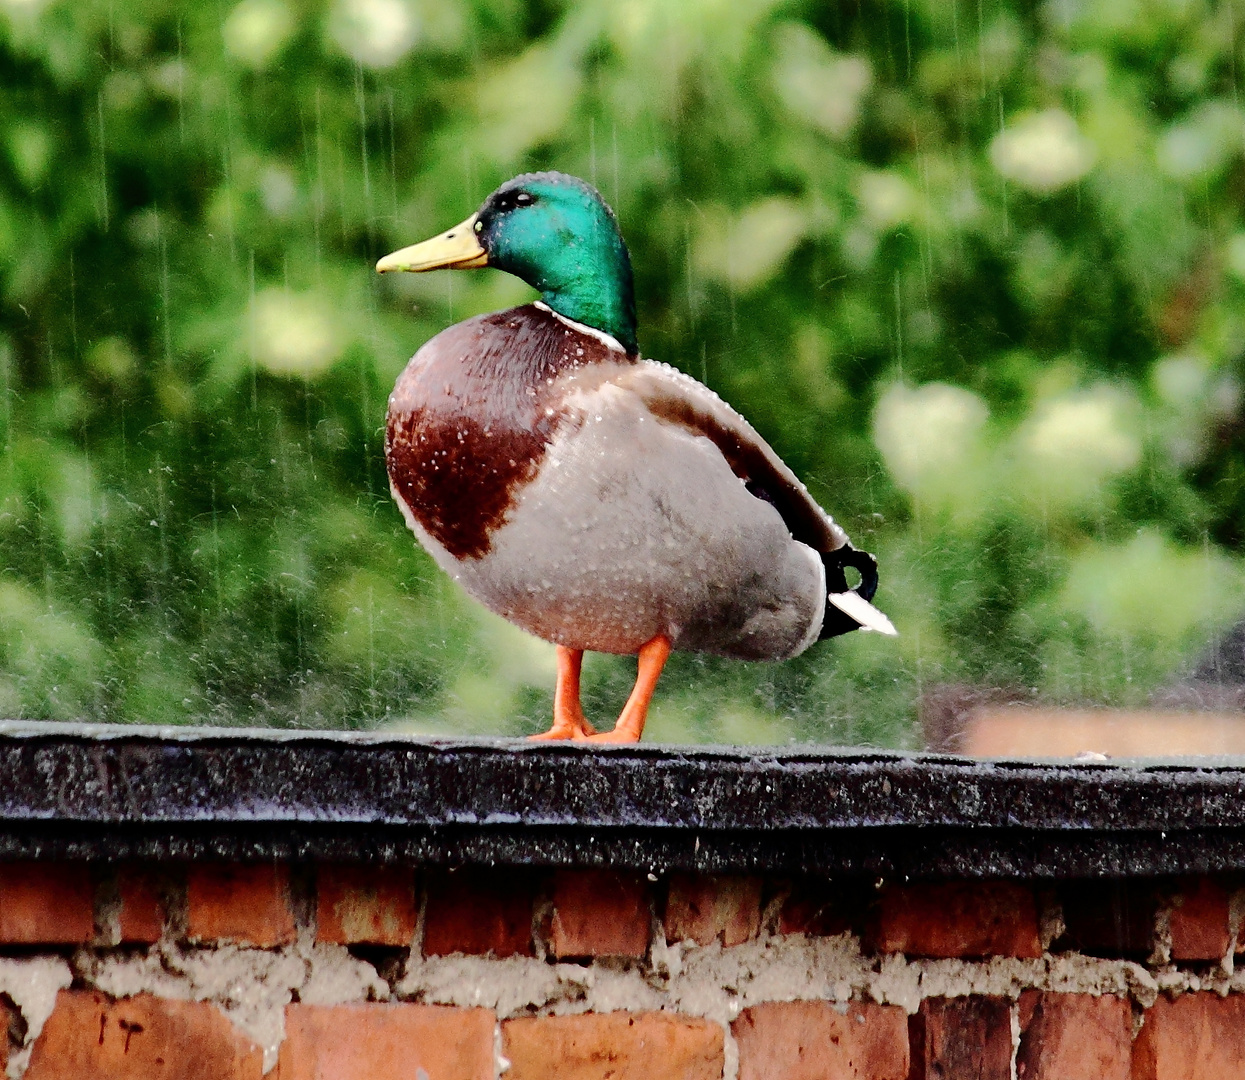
left=515, top=192, right=534, bottom=206
left=474, top=220, right=483, bottom=232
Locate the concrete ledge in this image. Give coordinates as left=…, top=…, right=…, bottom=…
left=3, top=721, right=1245, bottom=879
left=4, top=721, right=1245, bottom=1078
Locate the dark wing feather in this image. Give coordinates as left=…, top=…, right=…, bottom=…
left=620, top=361, right=850, bottom=553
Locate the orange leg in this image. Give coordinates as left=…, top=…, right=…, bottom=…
left=529, top=646, right=596, bottom=740
left=583, top=633, right=672, bottom=744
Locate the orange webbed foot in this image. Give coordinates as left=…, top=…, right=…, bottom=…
left=581, top=727, right=642, bottom=744
left=532, top=635, right=672, bottom=744
left=580, top=634, right=671, bottom=745
left=528, top=646, right=596, bottom=741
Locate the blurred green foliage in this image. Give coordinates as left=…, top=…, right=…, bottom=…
left=2, top=0, right=1245, bottom=743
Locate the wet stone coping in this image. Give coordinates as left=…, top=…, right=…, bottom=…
left=1, top=720, right=1245, bottom=881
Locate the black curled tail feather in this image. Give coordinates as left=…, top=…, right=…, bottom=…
left=822, top=543, right=878, bottom=600
left=819, top=543, right=879, bottom=640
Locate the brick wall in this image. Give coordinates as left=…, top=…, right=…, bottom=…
left=2, top=862, right=1245, bottom=1078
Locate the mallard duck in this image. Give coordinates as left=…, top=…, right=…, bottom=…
left=376, top=171, right=896, bottom=743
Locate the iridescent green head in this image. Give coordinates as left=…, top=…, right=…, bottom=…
left=377, top=171, right=638, bottom=355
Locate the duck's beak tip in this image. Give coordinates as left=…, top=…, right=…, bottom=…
left=375, top=214, right=487, bottom=274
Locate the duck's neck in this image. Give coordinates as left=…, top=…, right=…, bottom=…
left=536, top=250, right=637, bottom=356
left=491, top=218, right=639, bottom=355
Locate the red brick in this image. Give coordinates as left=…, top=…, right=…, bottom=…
left=186, top=863, right=296, bottom=947
left=779, top=880, right=855, bottom=937
left=423, top=869, right=534, bottom=957
left=1169, top=879, right=1232, bottom=962
left=1017, top=988, right=1039, bottom=1032
left=316, top=865, right=416, bottom=947
left=664, top=874, right=761, bottom=947
left=549, top=870, right=650, bottom=959
left=275, top=1002, right=494, bottom=1080
left=503, top=1011, right=723, bottom=1080
left=1132, top=993, right=1245, bottom=1079
left=910, top=996, right=1012, bottom=1080
left=0, top=863, right=94, bottom=944
left=869, top=882, right=1041, bottom=958
left=24, top=990, right=263, bottom=1080
left=1056, top=881, right=1156, bottom=958
left=734, top=1001, right=908, bottom=1080
left=1017, top=993, right=1130, bottom=1080
left=117, top=866, right=166, bottom=944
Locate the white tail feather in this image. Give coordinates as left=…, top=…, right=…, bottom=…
left=828, top=591, right=898, bottom=636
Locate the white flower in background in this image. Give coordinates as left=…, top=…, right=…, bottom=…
left=1156, top=100, right=1244, bottom=182
left=873, top=382, right=990, bottom=504
left=1017, top=385, right=1139, bottom=503
left=223, top=0, right=295, bottom=69
left=7, top=123, right=50, bottom=189
left=0, top=0, right=52, bottom=15
left=259, top=165, right=298, bottom=219
left=856, top=171, right=916, bottom=231
left=475, top=42, right=580, bottom=164
left=1226, top=233, right=1245, bottom=281
left=1153, top=354, right=1208, bottom=412
left=56, top=454, right=95, bottom=545
left=771, top=22, right=872, bottom=139
left=1153, top=354, right=1208, bottom=467
left=1152, top=353, right=1241, bottom=467
left=328, top=0, right=418, bottom=68
left=990, top=109, right=1096, bottom=194
left=149, top=59, right=188, bottom=100
left=248, top=289, right=344, bottom=377
left=693, top=198, right=809, bottom=293
left=1062, top=531, right=1245, bottom=644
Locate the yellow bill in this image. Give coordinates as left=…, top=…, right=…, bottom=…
left=375, top=214, right=488, bottom=273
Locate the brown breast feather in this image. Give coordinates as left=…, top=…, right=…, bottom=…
left=385, top=304, right=630, bottom=561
